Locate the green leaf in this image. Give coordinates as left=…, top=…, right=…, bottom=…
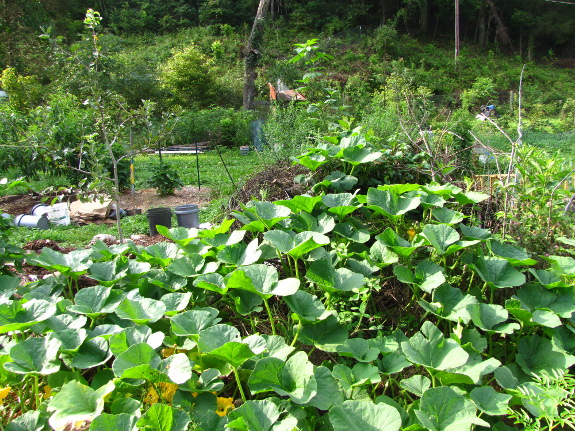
left=217, top=238, right=262, bottom=266
left=516, top=334, right=575, bottom=376
left=329, top=399, right=402, bottom=431
left=136, top=404, right=190, bottom=431
left=5, top=336, right=61, bottom=375
left=170, top=308, right=220, bottom=338
left=194, top=273, right=227, bottom=295
left=264, top=230, right=330, bottom=260
left=294, top=152, right=327, bottom=171
left=109, top=326, right=164, bottom=356
left=336, top=338, right=380, bottom=362
left=27, top=248, right=91, bottom=277
left=544, top=255, right=575, bottom=277
left=5, top=410, right=49, bottom=431
left=369, top=242, right=399, bottom=267
left=160, top=353, right=193, bottom=384
left=276, top=195, right=323, bottom=214
left=160, top=292, right=192, bottom=316
left=226, top=264, right=300, bottom=299
left=233, top=201, right=291, bottom=232
left=197, top=324, right=241, bottom=353
left=227, top=399, right=282, bottom=431
left=248, top=351, right=317, bottom=404
left=515, top=284, right=575, bottom=318
left=432, top=207, right=465, bottom=225
left=469, top=256, right=526, bottom=288
left=112, top=343, right=161, bottom=380
left=88, top=259, right=129, bottom=287
left=466, top=303, right=519, bottom=334
left=400, top=321, right=469, bottom=371
left=52, top=329, right=87, bottom=353
left=66, top=337, right=111, bottom=369
left=47, top=380, right=115, bottom=431
left=375, top=228, right=418, bottom=258
left=333, top=222, right=370, bottom=243
left=459, top=224, right=491, bottom=240
left=299, top=315, right=348, bottom=352
left=115, top=297, right=166, bottom=325
left=470, top=386, right=511, bottom=416
left=208, top=341, right=255, bottom=369
left=399, top=375, right=431, bottom=397
left=167, top=255, right=205, bottom=277
left=528, top=269, right=567, bottom=288
left=366, top=188, right=421, bottom=220
left=306, top=366, right=344, bottom=410
left=322, top=193, right=361, bottom=219
left=488, top=240, right=536, bottom=266
left=421, top=224, right=459, bottom=255
left=0, top=299, right=57, bottom=333
left=67, top=286, right=124, bottom=317
left=0, top=275, right=21, bottom=303
left=306, top=258, right=366, bottom=292
left=418, top=284, right=477, bottom=323
left=156, top=225, right=199, bottom=246
left=284, top=290, right=331, bottom=321
left=415, top=386, right=488, bottom=431
left=89, top=413, right=138, bottom=431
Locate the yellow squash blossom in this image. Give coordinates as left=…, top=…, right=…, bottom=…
left=143, top=383, right=179, bottom=405
left=0, top=386, right=11, bottom=404
left=215, top=397, right=234, bottom=417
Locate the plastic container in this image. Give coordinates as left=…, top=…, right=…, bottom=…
left=240, top=145, right=250, bottom=156
left=147, top=207, right=172, bottom=236
left=32, top=202, right=70, bottom=225
left=174, top=204, right=200, bottom=229
left=14, top=214, right=49, bottom=230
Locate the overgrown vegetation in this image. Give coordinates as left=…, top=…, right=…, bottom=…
left=1, top=2, right=575, bottom=430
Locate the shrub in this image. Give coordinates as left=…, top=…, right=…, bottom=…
left=157, top=45, right=219, bottom=108
left=146, top=162, right=184, bottom=196
left=461, top=77, right=497, bottom=111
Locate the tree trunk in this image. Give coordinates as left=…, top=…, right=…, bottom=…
left=419, top=0, right=428, bottom=34
left=243, top=0, right=271, bottom=110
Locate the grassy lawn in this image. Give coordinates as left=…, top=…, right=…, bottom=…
left=3, top=148, right=270, bottom=247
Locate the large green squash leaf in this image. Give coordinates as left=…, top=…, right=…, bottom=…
left=47, top=380, right=115, bottom=431
left=329, top=400, right=402, bottom=431
left=249, top=351, right=317, bottom=404
left=415, top=386, right=488, bottom=431
left=5, top=336, right=61, bottom=375
left=400, top=321, right=468, bottom=371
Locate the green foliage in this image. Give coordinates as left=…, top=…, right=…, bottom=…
left=146, top=162, right=184, bottom=196
left=173, top=108, right=254, bottom=148
left=0, top=68, right=42, bottom=113
left=461, top=77, right=498, bottom=111
left=157, top=45, right=220, bottom=108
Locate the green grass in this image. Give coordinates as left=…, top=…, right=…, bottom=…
left=3, top=148, right=272, bottom=248
left=134, top=148, right=267, bottom=197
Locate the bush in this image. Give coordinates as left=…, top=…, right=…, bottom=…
left=157, top=45, right=220, bottom=108
left=146, top=162, right=184, bottom=196
left=461, top=77, right=497, bottom=111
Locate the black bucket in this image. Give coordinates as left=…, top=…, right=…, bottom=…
left=147, top=207, right=172, bottom=236
left=174, top=204, right=200, bottom=228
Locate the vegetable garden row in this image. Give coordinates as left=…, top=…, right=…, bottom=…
left=1, top=131, right=575, bottom=430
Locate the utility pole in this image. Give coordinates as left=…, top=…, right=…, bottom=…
left=455, top=0, right=460, bottom=63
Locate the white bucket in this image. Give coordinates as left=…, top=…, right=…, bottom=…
left=48, top=203, right=71, bottom=225
left=32, top=202, right=70, bottom=225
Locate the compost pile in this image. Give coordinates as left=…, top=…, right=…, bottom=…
left=229, top=161, right=309, bottom=211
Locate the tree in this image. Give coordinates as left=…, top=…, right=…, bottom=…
left=243, top=0, right=271, bottom=110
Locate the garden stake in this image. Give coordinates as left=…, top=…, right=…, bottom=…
left=215, top=144, right=237, bottom=191
left=195, top=141, right=201, bottom=190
